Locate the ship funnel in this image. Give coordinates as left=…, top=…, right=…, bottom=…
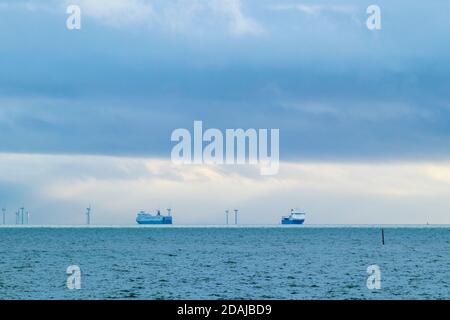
left=167, top=208, right=172, bottom=216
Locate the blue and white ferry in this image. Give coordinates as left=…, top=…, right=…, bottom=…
left=136, top=209, right=173, bottom=225
left=281, top=209, right=305, bottom=225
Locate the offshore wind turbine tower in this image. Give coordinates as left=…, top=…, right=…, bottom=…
left=86, top=206, right=91, bottom=225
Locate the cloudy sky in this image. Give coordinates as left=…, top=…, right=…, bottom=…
left=0, top=0, right=450, bottom=224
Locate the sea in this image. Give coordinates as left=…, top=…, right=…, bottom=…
left=0, top=225, right=449, bottom=300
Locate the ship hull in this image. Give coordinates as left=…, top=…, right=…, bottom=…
left=281, top=218, right=305, bottom=225
left=136, top=215, right=172, bottom=225
left=137, top=220, right=172, bottom=225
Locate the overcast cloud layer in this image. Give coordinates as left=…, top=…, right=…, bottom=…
left=0, top=0, right=449, bottom=159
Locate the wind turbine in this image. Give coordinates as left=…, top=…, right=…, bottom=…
left=234, top=209, right=238, bottom=225
left=86, top=205, right=91, bottom=225
left=20, top=207, right=24, bottom=225
left=225, top=210, right=229, bottom=225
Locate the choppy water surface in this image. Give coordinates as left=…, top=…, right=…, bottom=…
left=0, top=226, right=449, bottom=299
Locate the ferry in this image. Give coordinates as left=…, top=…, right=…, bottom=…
left=136, top=209, right=173, bottom=225
left=281, top=209, right=305, bottom=225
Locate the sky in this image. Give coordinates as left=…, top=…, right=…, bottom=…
left=0, top=0, right=450, bottom=224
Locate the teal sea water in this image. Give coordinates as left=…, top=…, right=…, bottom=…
left=0, top=226, right=449, bottom=299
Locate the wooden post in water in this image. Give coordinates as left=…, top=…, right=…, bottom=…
left=381, top=228, right=385, bottom=245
